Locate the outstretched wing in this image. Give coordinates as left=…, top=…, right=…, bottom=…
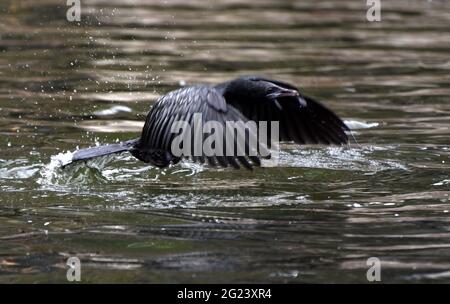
left=137, top=86, right=262, bottom=169
left=217, top=77, right=349, bottom=145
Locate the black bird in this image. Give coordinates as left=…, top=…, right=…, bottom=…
left=69, top=76, right=349, bottom=169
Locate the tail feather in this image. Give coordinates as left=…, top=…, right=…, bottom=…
left=69, top=138, right=139, bottom=164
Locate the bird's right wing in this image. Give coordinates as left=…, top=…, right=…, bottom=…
left=138, top=86, right=262, bottom=169
left=220, top=77, right=349, bottom=145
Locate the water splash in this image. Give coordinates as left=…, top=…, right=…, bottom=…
left=37, top=150, right=111, bottom=187
left=38, top=150, right=73, bottom=185
left=35, top=144, right=407, bottom=190
left=36, top=150, right=206, bottom=188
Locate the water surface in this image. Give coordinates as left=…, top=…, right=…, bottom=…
left=1, top=0, right=450, bottom=283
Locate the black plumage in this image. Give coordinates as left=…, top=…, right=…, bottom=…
left=70, top=76, right=349, bottom=169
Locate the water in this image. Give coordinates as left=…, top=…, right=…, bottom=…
left=0, top=0, right=450, bottom=283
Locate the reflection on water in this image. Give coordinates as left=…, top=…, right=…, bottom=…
left=1, top=0, right=450, bottom=283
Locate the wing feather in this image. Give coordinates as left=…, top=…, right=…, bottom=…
left=136, top=86, right=262, bottom=169
left=217, top=77, right=349, bottom=146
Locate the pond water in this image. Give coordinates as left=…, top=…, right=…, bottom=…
left=0, top=0, right=450, bottom=283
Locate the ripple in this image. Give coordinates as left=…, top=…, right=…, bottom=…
left=344, top=120, right=379, bottom=130
left=0, top=159, right=41, bottom=179
left=2, top=0, right=450, bottom=283
left=93, top=105, right=133, bottom=116
left=281, top=146, right=407, bottom=171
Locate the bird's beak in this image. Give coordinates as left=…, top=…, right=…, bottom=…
left=267, top=88, right=299, bottom=99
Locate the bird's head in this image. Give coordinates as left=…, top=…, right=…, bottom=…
left=221, top=76, right=301, bottom=102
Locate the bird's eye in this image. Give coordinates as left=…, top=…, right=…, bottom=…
left=266, top=87, right=278, bottom=94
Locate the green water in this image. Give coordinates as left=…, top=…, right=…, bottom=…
left=0, top=0, right=450, bottom=283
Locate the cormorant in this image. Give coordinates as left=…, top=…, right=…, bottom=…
left=69, top=76, right=349, bottom=169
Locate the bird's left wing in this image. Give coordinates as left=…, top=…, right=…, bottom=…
left=137, top=86, right=262, bottom=169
